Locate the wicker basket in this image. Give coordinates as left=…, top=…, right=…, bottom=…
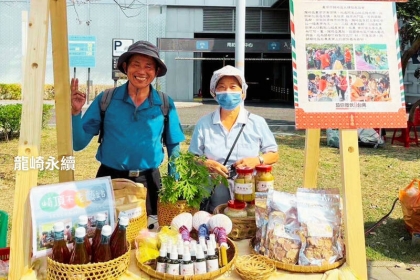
left=249, top=237, right=345, bottom=273
left=47, top=243, right=131, bottom=280
left=136, top=238, right=237, bottom=279
left=213, top=204, right=256, bottom=241
left=112, top=179, right=147, bottom=246
left=235, top=254, right=276, bottom=280
left=157, top=200, right=198, bottom=227
left=127, top=212, right=147, bottom=247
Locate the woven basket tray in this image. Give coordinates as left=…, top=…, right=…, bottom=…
left=213, top=204, right=256, bottom=241
left=249, top=237, right=345, bottom=273
left=136, top=238, right=237, bottom=279
left=157, top=200, right=198, bottom=227
left=47, top=243, right=131, bottom=280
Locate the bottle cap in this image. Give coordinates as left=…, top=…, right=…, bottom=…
left=96, top=212, right=106, bottom=222
left=159, top=246, right=167, bottom=257
left=119, top=216, right=129, bottom=226
left=78, top=215, right=88, bottom=225
left=75, top=227, right=86, bottom=238
left=118, top=211, right=128, bottom=218
left=170, top=247, right=178, bottom=260
left=183, top=251, right=191, bottom=261
left=255, top=165, right=272, bottom=172
left=199, top=236, right=206, bottom=245
left=101, top=225, right=112, bottom=236
left=53, top=222, right=64, bottom=232
left=235, top=166, right=254, bottom=174
left=209, top=234, right=216, bottom=242
left=190, top=242, right=196, bottom=256
left=196, top=245, right=204, bottom=259
left=227, top=200, right=246, bottom=210
left=201, top=243, right=207, bottom=253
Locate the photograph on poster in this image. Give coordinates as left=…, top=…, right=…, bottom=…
left=306, top=44, right=354, bottom=70
left=37, top=219, right=73, bottom=250
left=348, top=71, right=391, bottom=102
left=355, top=44, right=388, bottom=70
left=308, top=70, right=349, bottom=102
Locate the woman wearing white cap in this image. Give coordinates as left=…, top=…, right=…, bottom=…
left=188, top=65, right=279, bottom=212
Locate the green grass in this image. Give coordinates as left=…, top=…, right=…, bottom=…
left=1, top=128, right=420, bottom=263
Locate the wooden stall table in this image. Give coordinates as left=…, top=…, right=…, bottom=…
left=121, top=239, right=357, bottom=280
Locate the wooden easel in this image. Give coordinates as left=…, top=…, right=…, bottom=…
left=303, top=129, right=367, bottom=279
left=9, top=0, right=73, bottom=279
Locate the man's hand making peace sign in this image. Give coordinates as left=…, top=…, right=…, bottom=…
left=71, top=78, right=86, bottom=115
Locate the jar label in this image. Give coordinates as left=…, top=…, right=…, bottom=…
left=166, top=263, right=180, bottom=275
left=206, top=258, right=219, bottom=272
left=156, top=262, right=167, bottom=273
left=256, top=180, right=274, bottom=192
left=194, top=261, right=207, bottom=274
left=181, top=263, right=194, bottom=275
left=235, top=183, right=253, bottom=194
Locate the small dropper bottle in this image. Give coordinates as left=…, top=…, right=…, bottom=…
left=206, top=244, right=219, bottom=272
left=155, top=245, right=167, bottom=273
left=194, top=244, right=207, bottom=275
left=180, top=248, right=194, bottom=276
left=166, top=247, right=180, bottom=275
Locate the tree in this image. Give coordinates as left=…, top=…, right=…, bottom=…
left=397, top=1, right=420, bottom=77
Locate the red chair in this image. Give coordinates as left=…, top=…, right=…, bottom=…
left=391, top=102, right=420, bottom=148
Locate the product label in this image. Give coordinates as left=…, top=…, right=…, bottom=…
left=194, top=261, right=207, bottom=275
left=256, top=180, right=274, bottom=192
left=166, top=263, right=180, bottom=275
left=235, top=183, right=253, bottom=194
left=180, top=263, right=194, bottom=276
left=156, top=262, right=167, bottom=273
left=307, top=222, right=333, bottom=238
left=122, top=207, right=143, bottom=219
left=206, top=258, right=219, bottom=272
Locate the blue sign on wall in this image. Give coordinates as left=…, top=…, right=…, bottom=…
left=196, top=41, right=209, bottom=50
left=268, top=42, right=280, bottom=51
left=69, top=35, right=96, bottom=68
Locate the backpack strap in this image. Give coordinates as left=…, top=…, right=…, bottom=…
left=98, top=88, right=116, bottom=143
left=157, top=91, right=169, bottom=146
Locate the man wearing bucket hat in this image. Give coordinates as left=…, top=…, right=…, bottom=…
left=188, top=65, right=279, bottom=212
left=71, top=40, right=185, bottom=217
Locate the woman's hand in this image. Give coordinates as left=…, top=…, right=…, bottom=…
left=71, top=78, right=86, bottom=115
left=204, top=159, right=229, bottom=178
left=233, top=157, right=260, bottom=169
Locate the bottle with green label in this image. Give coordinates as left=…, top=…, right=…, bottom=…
left=92, top=225, right=112, bottom=263
left=110, top=216, right=129, bottom=258
left=91, top=213, right=106, bottom=257
left=69, top=227, right=89, bottom=264
left=51, top=222, right=71, bottom=264
left=77, top=215, right=92, bottom=258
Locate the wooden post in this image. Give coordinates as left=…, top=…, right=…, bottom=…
left=339, top=129, right=368, bottom=279
left=50, top=0, right=74, bottom=182
left=302, top=129, right=320, bottom=188
left=9, top=0, right=50, bottom=279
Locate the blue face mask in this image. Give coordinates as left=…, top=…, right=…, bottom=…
left=215, top=92, right=242, bottom=110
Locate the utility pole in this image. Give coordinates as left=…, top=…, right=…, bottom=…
left=235, top=0, right=246, bottom=73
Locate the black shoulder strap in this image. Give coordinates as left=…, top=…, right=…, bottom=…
left=98, top=88, right=116, bottom=143
left=157, top=91, right=170, bottom=146
left=222, top=112, right=251, bottom=166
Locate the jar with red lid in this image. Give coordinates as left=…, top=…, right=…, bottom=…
left=234, top=167, right=255, bottom=202
left=255, top=165, right=274, bottom=192
left=223, top=200, right=247, bottom=218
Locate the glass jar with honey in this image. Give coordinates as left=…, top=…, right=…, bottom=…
left=255, top=165, right=274, bottom=192
left=234, top=167, right=255, bottom=202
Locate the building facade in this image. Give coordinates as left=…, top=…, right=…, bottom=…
left=0, top=0, right=418, bottom=103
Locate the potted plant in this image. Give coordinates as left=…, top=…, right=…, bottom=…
left=157, top=151, right=227, bottom=226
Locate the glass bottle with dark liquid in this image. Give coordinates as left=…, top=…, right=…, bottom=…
left=91, top=212, right=106, bottom=257
left=78, top=215, right=92, bottom=257
left=69, top=227, right=89, bottom=264
left=92, top=225, right=112, bottom=263
left=110, top=216, right=129, bottom=258
left=51, top=222, right=71, bottom=264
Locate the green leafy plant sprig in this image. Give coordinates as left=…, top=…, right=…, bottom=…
left=159, top=151, right=228, bottom=209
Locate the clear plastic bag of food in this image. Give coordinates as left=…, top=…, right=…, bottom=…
left=264, top=190, right=300, bottom=264
left=296, top=188, right=342, bottom=266
left=254, top=192, right=268, bottom=253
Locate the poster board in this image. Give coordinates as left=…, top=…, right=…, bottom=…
left=29, top=177, right=116, bottom=258
left=291, top=0, right=407, bottom=129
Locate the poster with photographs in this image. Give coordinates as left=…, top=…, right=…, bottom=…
left=30, top=177, right=115, bottom=258
left=292, top=0, right=407, bottom=129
